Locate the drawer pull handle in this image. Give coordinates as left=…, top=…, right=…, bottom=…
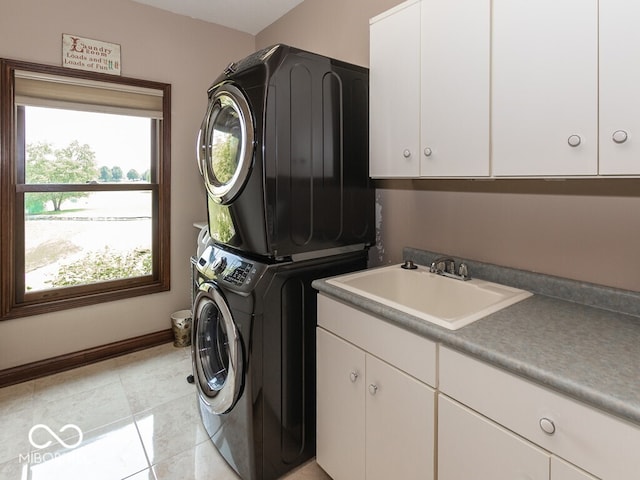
left=349, top=371, right=359, bottom=383
left=539, top=417, right=556, bottom=435
left=613, top=130, right=628, bottom=144
left=368, top=384, right=378, bottom=395
left=567, top=135, right=582, bottom=147
left=403, top=149, right=412, bottom=158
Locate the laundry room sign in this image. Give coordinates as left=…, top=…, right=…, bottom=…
left=62, top=34, right=121, bottom=75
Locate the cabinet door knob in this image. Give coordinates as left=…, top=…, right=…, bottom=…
left=349, top=371, right=359, bottom=383
left=368, top=384, right=378, bottom=395
left=423, top=147, right=432, bottom=157
left=402, top=149, right=412, bottom=158
left=567, top=135, right=582, bottom=147
left=539, top=417, right=556, bottom=435
left=613, top=130, right=628, bottom=144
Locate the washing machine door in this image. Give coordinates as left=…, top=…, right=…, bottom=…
left=197, top=83, right=255, bottom=205
left=192, top=282, right=243, bottom=414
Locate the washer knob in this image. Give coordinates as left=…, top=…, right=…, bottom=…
left=212, top=256, right=227, bottom=274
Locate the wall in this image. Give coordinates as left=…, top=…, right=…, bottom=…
left=0, top=0, right=255, bottom=369
left=257, top=0, right=640, bottom=293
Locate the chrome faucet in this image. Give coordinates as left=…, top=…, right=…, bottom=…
left=430, top=256, right=471, bottom=281
left=430, top=256, right=456, bottom=275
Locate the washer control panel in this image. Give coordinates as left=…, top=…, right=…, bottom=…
left=195, top=245, right=269, bottom=293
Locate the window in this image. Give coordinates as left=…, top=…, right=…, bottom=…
left=0, top=59, right=171, bottom=319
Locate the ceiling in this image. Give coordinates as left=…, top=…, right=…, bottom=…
left=131, top=0, right=305, bottom=35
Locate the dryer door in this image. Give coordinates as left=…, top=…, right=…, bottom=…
left=192, top=282, right=243, bottom=414
left=197, top=83, right=255, bottom=205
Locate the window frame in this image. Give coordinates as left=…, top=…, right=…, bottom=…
left=0, top=58, right=171, bottom=320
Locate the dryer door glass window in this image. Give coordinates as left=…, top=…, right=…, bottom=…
left=198, top=84, right=254, bottom=205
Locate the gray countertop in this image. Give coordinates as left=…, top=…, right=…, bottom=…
left=312, top=248, right=640, bottom=427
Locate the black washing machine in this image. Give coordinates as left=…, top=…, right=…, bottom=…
left=191, top=243, right=368, bottom=480
left=196, top=44, right=374, bottom=260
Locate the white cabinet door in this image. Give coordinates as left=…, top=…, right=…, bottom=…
left=551, top=457, right=598, bottom=480
left=366, top=354, right=435, bottom=480
left=599, top=0, right=640, bottom=175
left=316, top=328, right=366, bottom=480
left=317, top=326, right=435, bottom=480
left=438, top=395, right=550, bottom=480
left=420, top=0, right=490, bottom=177
left=492, top=0, right=598, bottom=176
left=369, top=0, right=421, bottom=177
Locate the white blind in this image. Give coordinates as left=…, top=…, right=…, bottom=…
left=15, top=70, right=164, bottom=118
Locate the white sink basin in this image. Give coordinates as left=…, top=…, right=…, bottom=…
left=326, top=264, right=532, bottom=330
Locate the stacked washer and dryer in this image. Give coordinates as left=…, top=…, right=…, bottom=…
left=191, top=45, right=374, bottom=480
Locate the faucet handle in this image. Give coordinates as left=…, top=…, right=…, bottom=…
left=432, top=259, right=455, bottom=274
left=444, top=259, right=456, bottom=274
left=458, top=262, right=470, bottom=280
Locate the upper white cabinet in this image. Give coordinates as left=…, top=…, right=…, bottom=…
left=369, top=0, right=490, bottom=178
left=599, top=0, right=640, bottom=174
left=420, top=0, right=490, bottom=176
left=492, top=0, right=598, bottom=176
left=369, top=0, right=421, bottom=177
left=371, top=0, right=640, bottom=177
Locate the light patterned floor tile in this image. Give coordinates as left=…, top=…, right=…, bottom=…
left=121, top=360, right=194, bottom=414
left=0, top=380, right=35, bottom=414
left=32, top=381, right=132, bottom=441
left=0, top=456, right=29, bottom=480
left=134, top=393, right=207, bottom=466
left=122, top=467, right=157, bottom=479
left=152, top=439, right=240, bottom=480
left=0, top=343, right=332, bottom=480
left=32, top=358, right=120, bottom=404
left=0, top=409, right=36, bottom=465
left=115, top=344, right=191, bottom=381
left=24, top=418, right=148, bottom=480
left=283, top=460, right=333, bottom=480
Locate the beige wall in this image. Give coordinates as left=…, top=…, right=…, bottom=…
left=257, top=0, right=399, bottom=66
left=0, top=0, right=255, bottom=369
left=258, top=0, right=640, bottom=292
left=2, top=0, right=638, bottom=370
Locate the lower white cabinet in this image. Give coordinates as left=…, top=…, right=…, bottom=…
left=439, top=395, right=597, bottom=480
left=438, top=395, right=549, bottom=480
left=316, top=328, right=365, bottom=480
left=551, top=457, right=598, bottom=480
left=316, top=294, right=638, bottom=480
left=439, top=346, right=638, bottom=479
left=316, top=295, right=436, bottom=480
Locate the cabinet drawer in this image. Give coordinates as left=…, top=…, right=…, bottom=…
left=439, top=346, right=640, bottom=479
left=317, top=294, right=437, bottom=386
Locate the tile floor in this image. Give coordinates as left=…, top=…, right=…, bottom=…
left=0, top=343, right=332, bottom=480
